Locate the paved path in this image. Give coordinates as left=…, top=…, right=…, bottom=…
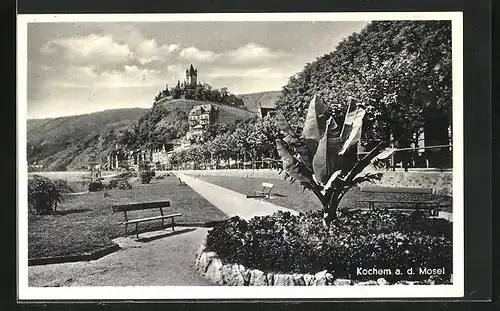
left=29, top=228, right=212, bottom=287
left=176, top=172, right=298, bottom=220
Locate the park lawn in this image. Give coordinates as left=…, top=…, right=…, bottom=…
left=192, top=175, right=453, bottom=214
left=28, top=175, right=228, bottom=259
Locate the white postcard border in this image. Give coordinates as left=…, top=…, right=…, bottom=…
left=17, top=11, right=464, bottom=300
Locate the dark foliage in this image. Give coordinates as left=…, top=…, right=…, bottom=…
left=139, top=171, right=155, bottom=184
left=28, top=175, right=63, bottom=214
left=132, top=105, right=189, bottom=149
left=88, top=181, right=104, bottom=192
left=158, top=80, right=244, bottom=107
left=106, top=177, right=132, bottom=190
left=206, top=211, right=452, bottom=282
left=276, top=20, right=452, bottom=146
left=117, top=180, right=132, bottom=189
left=53, top=179, right=73, bottom=193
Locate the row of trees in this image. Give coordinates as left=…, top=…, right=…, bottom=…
left=154, top=81, right=244, bottom=107
left=168, top=115, right=279, bottom=170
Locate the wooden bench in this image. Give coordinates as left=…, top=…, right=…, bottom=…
left=111, top=200, right=181, bottom=238
left=356, top=199, right=440, bottom=216
left=246, top=182, right=274, bottom=198
left=358, top=186, right=440, bottom=216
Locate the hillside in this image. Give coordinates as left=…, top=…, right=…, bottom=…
left=237, top=91, right=282, bottom=114
left=27, top=108, right=148, bottom=170
left=27, top=100, right=256, bottom=171
left=155, top=98, right=256, bottom=124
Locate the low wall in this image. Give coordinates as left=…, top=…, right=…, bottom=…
left=194, top=238, right=447, bottom=286
left=173, top=169, right=453, bottom=196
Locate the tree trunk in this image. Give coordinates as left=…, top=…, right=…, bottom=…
left=322, top=195, right=341, bottom=229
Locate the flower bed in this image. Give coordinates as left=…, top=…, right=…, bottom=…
left=199, top=211, right=452, bottom=285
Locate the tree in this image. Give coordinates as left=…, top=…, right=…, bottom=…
left=118, top=129, right=135, bottom=147
left=27, top=142, right=42, bottom=164
left=171, top=80, right=182, bottom=99
left=28, top=175, right=63, bottom=214
left=276, top=95, right=386, bottom=228
left=220, top=87, right=229, bottom=100
left=276, top=21, right=452, bottom=147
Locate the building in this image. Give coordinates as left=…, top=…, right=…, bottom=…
left=258, top=100, right=277, bottom=118
left=185, top=64, right=198, bottom=88
left=107, top=148, right=129, bottom=170
left=150, top=139, right=182, bottom=170
left=187, top=104, right=218, bottom=140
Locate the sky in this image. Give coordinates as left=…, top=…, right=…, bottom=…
left=26, top=20, right=369, bottom=119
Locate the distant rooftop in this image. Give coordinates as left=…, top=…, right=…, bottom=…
left=189, top=104, right=214, bottom=115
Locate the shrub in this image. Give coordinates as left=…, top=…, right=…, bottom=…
left=28, top=175, right=62, bottom=214
left=205, top=211, right=452, bottom=282
left=139, top=171, right=155, bottom=184
left=107, top=179, right=119, bottom=189
left=88, top=181, right=104, bottom=192
left=118, top=180, right=132, bottom=190
left=53, top=179, right=72, bottom=193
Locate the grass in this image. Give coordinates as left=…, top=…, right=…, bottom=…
left=28, top=175, right=228, bottom=259
left=191, top=175, right=453, bottom=214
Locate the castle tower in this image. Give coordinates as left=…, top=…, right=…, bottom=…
left=185, top=64, right=198, bottom=87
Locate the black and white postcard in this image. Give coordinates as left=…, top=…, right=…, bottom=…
left=17, top=12, right=464, bottom=300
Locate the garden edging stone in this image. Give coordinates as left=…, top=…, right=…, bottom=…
left=195, top=237, right=439, bottom=286
left=28, top=244, right=121, bottom=266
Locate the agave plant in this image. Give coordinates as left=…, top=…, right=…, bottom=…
left=276, top=94, right=387, bottom=228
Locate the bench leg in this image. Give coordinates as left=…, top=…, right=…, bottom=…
left=161, top=218, right=164, bottom=229
left=136, top=222, right=139, bottom=238
left=124, top=223, right=128, bottom=236
left=172, top=218, right=175, bottom=232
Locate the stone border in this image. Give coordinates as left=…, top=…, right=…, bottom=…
left=194, top=237, right=449, bottom=286
left=28, top=244, right=121, bottom=266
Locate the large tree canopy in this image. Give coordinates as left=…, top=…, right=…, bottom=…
left=276, top=20, right=452, bottom=145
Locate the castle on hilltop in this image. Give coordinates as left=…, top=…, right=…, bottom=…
left=185, top=64, right=198, bottom=88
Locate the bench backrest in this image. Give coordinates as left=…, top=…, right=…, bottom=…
left=112, top=200, right=171, bottom=213
left=360, top=186, right=433, bottom=194
left=261, top=182, right=274, bottom=194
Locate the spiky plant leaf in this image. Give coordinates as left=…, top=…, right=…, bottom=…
left=312, top=116, right=343, bottom=185
left=275, top=139, right=295, bottom=171
left=276, top=111, right=313, bottom=168
left=346, top=141, right=387, bottom=183
left=351, top=172, right=383, bottom=186
left=338, top=104, right=366, bottom=155
left=302, top=94, right=329, bottom=157
left=276, top=111, right=300, bottom=144
left=276, top=139, right=317, bottom=189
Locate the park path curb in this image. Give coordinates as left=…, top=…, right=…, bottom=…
left=28, top=244, right=121, bottom=266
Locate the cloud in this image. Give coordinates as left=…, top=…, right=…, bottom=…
left=136, top=39, right=179, bottom=65
left=40, top=30, right=181, bottom=70
left=207, top=67, right=291, bottom=79
left=41, top=34, right=132, bottom=64
left=48, top=64, right=165, bottom=89
left=175, top=42, right=286, bottom=66
left=226, top=43, right=283, bottom=63
left=179, top=47, right=218, bottom=63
